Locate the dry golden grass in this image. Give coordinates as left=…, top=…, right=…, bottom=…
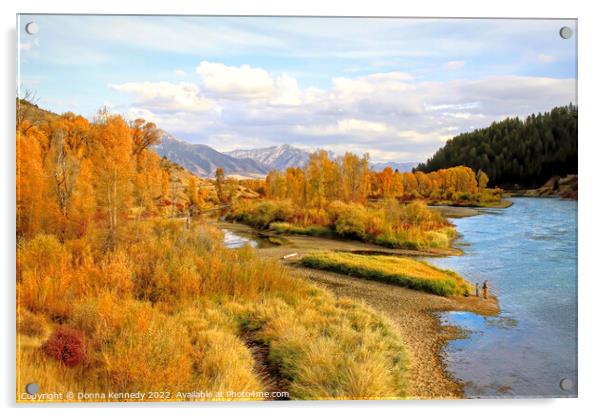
left=301, top=252, right=470, bottom=296
left=17, top=220, right=409, bottom=402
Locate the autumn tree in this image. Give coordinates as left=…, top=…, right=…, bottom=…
left=130, top=119, right=162, bottom=156
left=215, top=167, right=225, bottom=203
left=306, top=151, right=329, bottom=211
left=16, top=127, right=50, bottom=237
left=90, top=113, right=134, bottom=249
left=477, top=170, right=489, bottom=189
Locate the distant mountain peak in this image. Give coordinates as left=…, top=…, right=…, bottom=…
left=153, top=132, right=269, bottom=178
left=371, top=161, right=417, bottom=173
left=226, top=144, right=310, bottom=171
left=154, top=135, right=390, bottom=178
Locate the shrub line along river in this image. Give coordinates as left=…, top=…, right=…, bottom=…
left=219, top=197, right=578, bottom=398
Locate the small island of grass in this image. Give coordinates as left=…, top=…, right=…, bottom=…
left=300, top=252, right=470, bottom=297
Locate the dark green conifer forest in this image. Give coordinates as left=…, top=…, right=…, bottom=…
left=416, top=105, right=577, bottom=187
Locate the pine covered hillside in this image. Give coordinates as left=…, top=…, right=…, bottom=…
left=227, top=144, right=310, bottom=171
left=416, top=105, right=577, bottom=188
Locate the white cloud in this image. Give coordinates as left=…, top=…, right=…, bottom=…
left=112, top=64, right=576, bottom=163
left=332, top=72, right=414, bottom=96
left=445, top=60, right=466, bottom=70
left=338, top=119, right=388, bottom=133
left=174, top=69, right=186, bottom=77
left=123, top=106, right=215, bottom=134
left=270, top=74, right=302, bottom=106
left=196, top=61, right=275, bottom=99
left=426, top=102, right=480, bottom=111
left=109, top=81, right=214, bottom=113
left=295, top=118, right=389, bottom=137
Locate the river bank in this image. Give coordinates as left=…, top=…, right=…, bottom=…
left=215, top=219, right=500, bottom=398
left=504, top=175, right=578, bottom=200
left=292, top=266, right=498, bottom=399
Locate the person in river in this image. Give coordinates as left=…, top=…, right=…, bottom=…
left=475, top=282, right=480, bottom=297
left=482, top=280, right=489, bottom=299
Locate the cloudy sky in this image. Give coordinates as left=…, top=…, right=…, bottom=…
left=18, top=15, right=577, bottom=163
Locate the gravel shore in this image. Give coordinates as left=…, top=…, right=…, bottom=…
left=290, top=266, right=499, bottom=399
left=223, top=221, right=500, bottom=399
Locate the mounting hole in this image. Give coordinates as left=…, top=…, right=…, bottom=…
left=559, top=26, right=573, bottom=40
left=559, top=378, right=574, bottom=391
left=25, top=383, right=39, bottom=395
left=25, top=22, right=39, bottom=35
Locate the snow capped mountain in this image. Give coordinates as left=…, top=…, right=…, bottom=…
left=153, top=132, right=269, bottom=178
left=226, top=144, right=310, bottom=171
left=153, top=132, right=416, bottom=179
left=371, top=161, right=417, bottom=173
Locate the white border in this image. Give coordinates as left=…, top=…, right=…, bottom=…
left=2, top=1, right=600, bottom=415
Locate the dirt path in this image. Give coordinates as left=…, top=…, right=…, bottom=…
left=286, top=266, right=499, bottom=399
left=240, top=329, right=290, bottom=400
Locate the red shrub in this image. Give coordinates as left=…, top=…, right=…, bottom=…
left=41, top=327, right=87, bottom=367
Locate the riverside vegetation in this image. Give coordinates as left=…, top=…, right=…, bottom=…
left=227, top=149, right=503, bottom=251
left=17, top=101, right=410, bottom=401
left=300, top=252, right=470, bottom=297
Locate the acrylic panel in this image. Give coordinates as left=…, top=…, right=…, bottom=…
left=16, top=15, right=578, bottom=402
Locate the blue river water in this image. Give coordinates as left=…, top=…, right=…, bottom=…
left=427, top=198, right=577, bottom=398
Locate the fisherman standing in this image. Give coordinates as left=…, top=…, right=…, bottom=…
left=475, top=282, right=480, bottom=297
left=482, top=280, right=489, bottom=299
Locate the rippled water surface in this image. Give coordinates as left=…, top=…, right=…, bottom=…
left=428, top=198, right=577, bottom=398
left=222, top=229, right=259, bottom=248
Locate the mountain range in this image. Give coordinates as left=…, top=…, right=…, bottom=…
left=153, top=131, right=416, bottom=178
left=371, top=161, right=417, bottom=172
left=153, top=132, right=269, bottom=178
left=226, top=144, right=310, bottom=171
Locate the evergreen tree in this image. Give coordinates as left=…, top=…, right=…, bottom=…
left=416, top=105, right=577, bottom=187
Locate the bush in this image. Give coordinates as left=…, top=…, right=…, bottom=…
left=227, top=200, right=294, bottom=229
left=332, top=204, right=367, bottom=240
left=18, top=234, right=86, bottom=319
left=42, top=327, right=87, bottom=367
left=99, top=303, right=193, bottom=392
left=269, top=222, right=332, bottom=238
left=424, top=231, right=450, bottom=248
left=17, top=308, right=48, bottom=338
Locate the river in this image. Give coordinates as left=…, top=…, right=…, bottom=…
left=219, top=197, right=578, bottom=398
left=428, top=197, right=578, bottom=398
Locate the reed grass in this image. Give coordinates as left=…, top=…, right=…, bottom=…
left=301, top=251, right=469, bottom=296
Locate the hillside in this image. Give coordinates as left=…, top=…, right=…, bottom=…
left=154, top=132, right=269, bottom=178
left=227, top=144, right=310, bottom=171
left=416, top=105, right=577, bottom=188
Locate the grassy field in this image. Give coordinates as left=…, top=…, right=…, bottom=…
left=17, top=221, right=408, bottom=401
left=300, top=252, right=470, bottom=297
